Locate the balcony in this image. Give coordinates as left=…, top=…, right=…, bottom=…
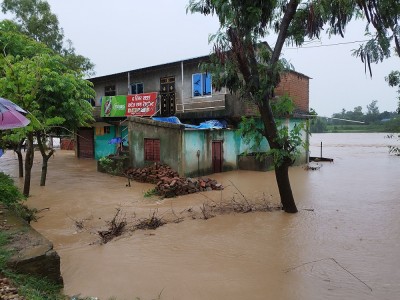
left=176, top=94, right=226, bottom=113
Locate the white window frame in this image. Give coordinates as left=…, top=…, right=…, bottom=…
left=131, top=82, right=144, bottom=95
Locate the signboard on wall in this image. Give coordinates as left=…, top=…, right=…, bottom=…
left=100, top=96, right=127, bottom=117
left=126, top=92, right=157, bottom=117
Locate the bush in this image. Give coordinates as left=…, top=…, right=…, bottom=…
left=387, top=134, right=400, bottom=156
left=0, top=172, right=38, bottom=223
left=0, top=172, right=24, bottom=207
left=99, top=156, right=124, bottom=175
left=144, top=188, right=158, bottom=198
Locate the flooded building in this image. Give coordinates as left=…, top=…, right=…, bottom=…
left=82, top=54, right=310, bottom=174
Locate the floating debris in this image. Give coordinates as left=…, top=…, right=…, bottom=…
left=305, top=162, right=322, bottom=170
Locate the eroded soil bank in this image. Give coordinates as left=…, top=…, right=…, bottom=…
left=0, top=133, right=399, bottom=300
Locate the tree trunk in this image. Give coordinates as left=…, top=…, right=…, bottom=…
left=16, top=149, right=23, bottom=177
left=40, top=156, right=50, bottom=186
left=37, top=132, right=54, bottom=186
left=258, top=101, right=298, bottom=213
left=275, top=159, right=298, bottom=213
left=209, top=0, right=301, bottom=214
left=23, top=134, right=34, bottom=197
left=14, top=139, right=25, bottom=178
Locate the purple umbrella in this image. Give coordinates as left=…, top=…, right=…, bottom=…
left=0, top=97, right=27, bottom=114
left=0, top=97, right=30, bottom=130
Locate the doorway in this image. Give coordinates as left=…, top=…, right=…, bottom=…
left=77, top=128, right=94, bottom=159
left=160, top=76, right=175, bottom=116
left=212, top=140, right=223, bottom=173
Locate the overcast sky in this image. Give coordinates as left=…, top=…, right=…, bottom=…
left=3, top=0, right=400, bottom=117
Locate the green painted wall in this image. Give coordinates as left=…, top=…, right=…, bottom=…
left=183, top=130, right=239, bottom=177
left=94, top=126, right=116, bottom=160
left=94, top=125, right=130, bottom=160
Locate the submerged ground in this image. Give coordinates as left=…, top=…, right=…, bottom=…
left=0, top=132, right=398, bottom=300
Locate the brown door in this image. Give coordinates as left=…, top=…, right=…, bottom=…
left=160, top=76, right=175, bottom=116
left=144, top=138, right=160, bottom=162
left=78, top=128, right=94, bottom=159
left=212, top=141, right=223, bottom=173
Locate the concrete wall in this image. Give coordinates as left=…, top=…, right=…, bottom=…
left=128, top=117, right=184, bottom=174
left=89, top=58, right=231, bottom=121
left=90, top=59, right=228, bottom=114
left=92, top=73, right=128, bottom=106
left=89, top=59, right=310, bottom=130
left=128, top=117, right=308, bottom=176
left=1, top=204, right=63, bottom=284
left=182, top=130, right=239, bottom=177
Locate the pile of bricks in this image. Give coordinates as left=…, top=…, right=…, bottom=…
left=124, top=163, right=223, bottom=198
left=0, top=276, right=25, bottom=300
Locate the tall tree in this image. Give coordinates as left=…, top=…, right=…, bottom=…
left=1, top=0, right=64, bottom=51
left=386, top=71, right=400, bottom=113
left=0, top=20, right=94, bottom=195
left=188, top=0, right=358, bottom=213
left=365, top=99, right=380, bottom=123
left=351, top=1, right=400, bottom=112
left=352, top=0, right=400, bottom=73
left=1, top=0, right=95, bottom=75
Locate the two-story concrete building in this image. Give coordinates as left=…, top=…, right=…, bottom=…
left=79, top=54, right=310, bottom=176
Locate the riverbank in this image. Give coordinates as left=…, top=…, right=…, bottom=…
left=312, top=123, right=396, bottom=133
left=0, top=206, right=62, bottom=299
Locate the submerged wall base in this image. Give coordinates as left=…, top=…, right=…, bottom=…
left=1, top=205, right=63, bottom=284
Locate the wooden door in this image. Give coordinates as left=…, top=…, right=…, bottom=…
left=78, top=128, right=94, bottom=159
left=160, top=76, right=175, bottom=116
left=212, top=141, right=223, bottom=173
left=144, top=138, right=160, bottom=162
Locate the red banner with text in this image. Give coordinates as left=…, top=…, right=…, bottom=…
left=126, top=92, right=157, bottom=116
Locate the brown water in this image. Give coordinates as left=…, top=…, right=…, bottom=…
left=0, top=133, right=399, bottom=300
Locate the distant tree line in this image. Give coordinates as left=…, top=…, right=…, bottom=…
left=310, top=100, right=400, bottom=133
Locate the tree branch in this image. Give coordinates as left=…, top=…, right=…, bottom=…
left=271, top=0, right=300, bottom=65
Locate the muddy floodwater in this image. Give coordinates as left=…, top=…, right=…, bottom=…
left=0, top=132, right=399, bottom=299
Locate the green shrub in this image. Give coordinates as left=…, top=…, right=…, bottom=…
left=144, top=188, right=158, bottom=198
left=99, top=157, right=124, bottom=175
left=0, top=172, right=37, bottom=223
left=0, top=231, right=12, bottom=270
left=0, top=172, right=24, bottom=207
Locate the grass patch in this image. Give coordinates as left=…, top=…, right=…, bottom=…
left=0, top=230, right=64, bottom=299
left=144, top=188, right=158, bottom=198
left=0, top=231, right=12, bottom=270
left=5, top=272, right=64, bottom=300
left=325, top=124, right=388, bottom=133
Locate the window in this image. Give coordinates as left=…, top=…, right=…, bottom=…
left=105, top=85, right=116, bottom=96
left=192, top=73, right=212, bottom=97
left=144, top=138, right=160, bottom=161
left=95, top=126, right=111, bottom=136
left=131, top=82, right=144, bottom=94
left=86, top=99, right=95, bottom=107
